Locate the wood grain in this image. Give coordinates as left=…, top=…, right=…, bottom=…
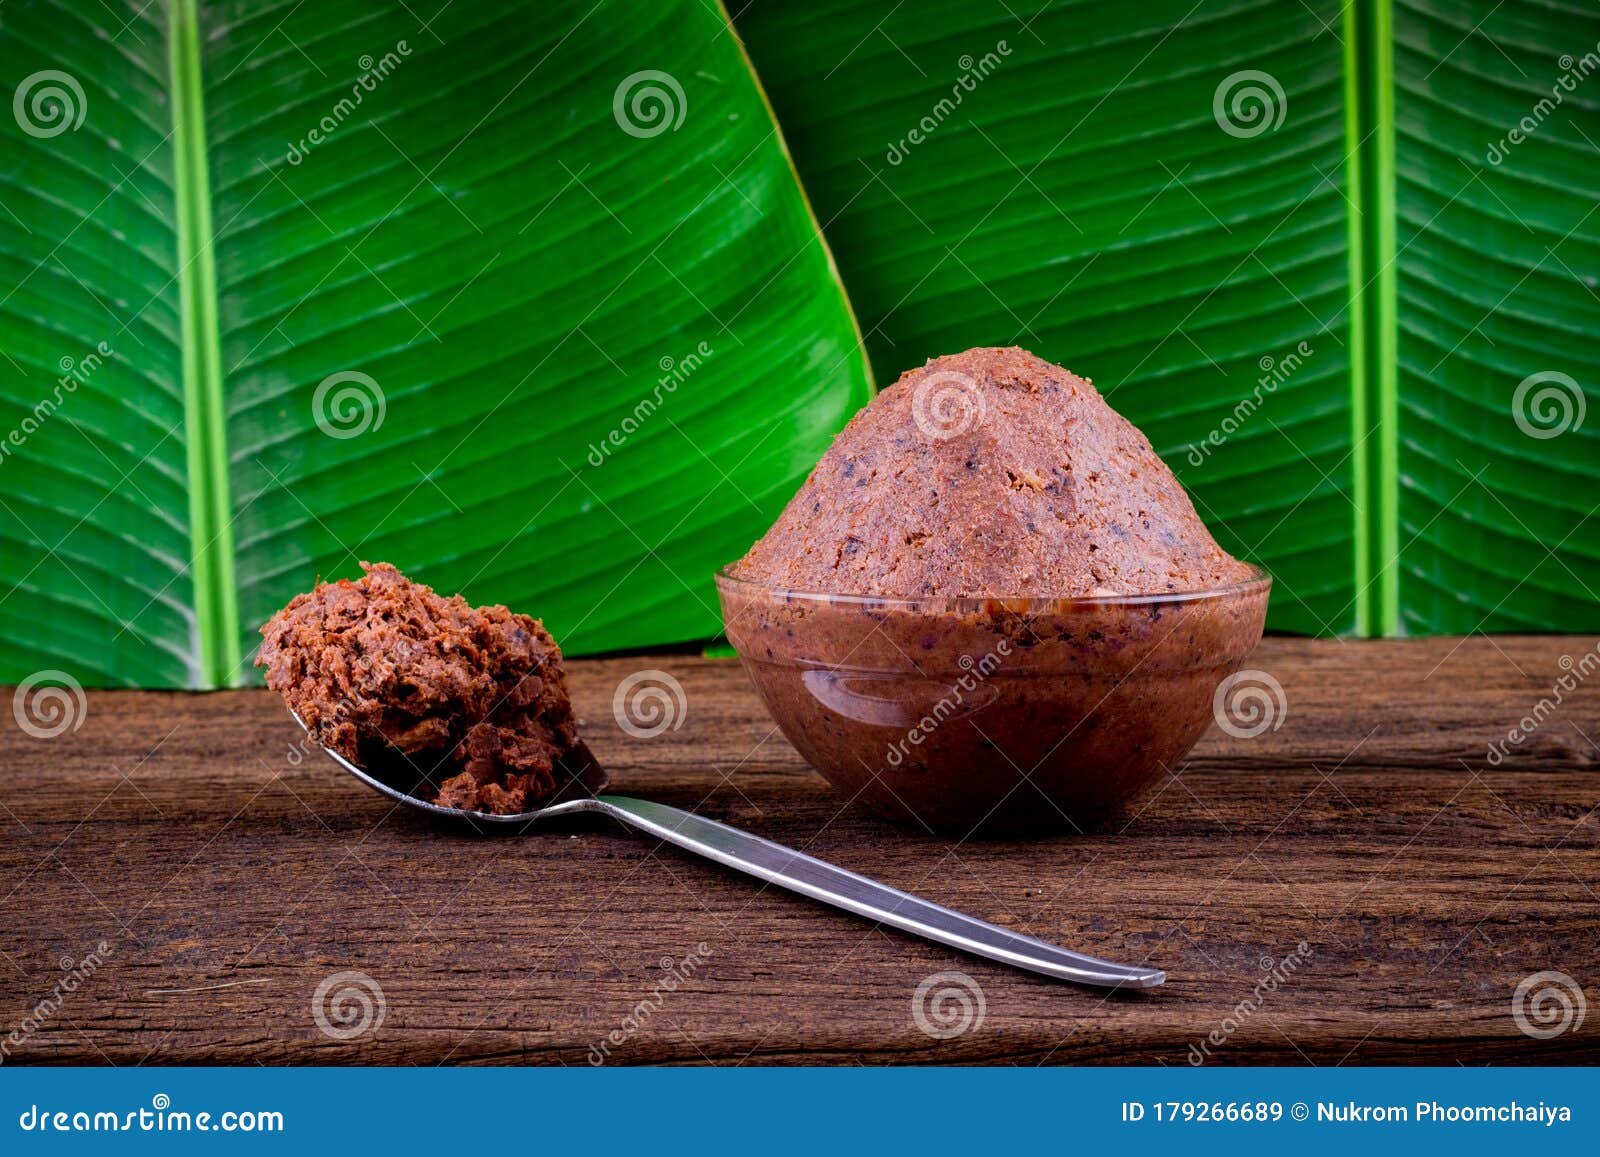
left=2, top=636, right=1596, bottom=1065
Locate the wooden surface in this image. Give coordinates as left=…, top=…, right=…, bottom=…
left=3, top=636, right=1597, bottom=1065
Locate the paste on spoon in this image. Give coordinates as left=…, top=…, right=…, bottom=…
left=257, top=562, right=578, bottom=814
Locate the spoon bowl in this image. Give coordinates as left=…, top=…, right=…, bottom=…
left=292, top=708, right=612, bottom=827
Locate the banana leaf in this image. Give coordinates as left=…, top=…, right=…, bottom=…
left=5, top=0, right=1594, bottom=692
left=734, top=0, right=1359, bottom=636
left=0, top=0, right=871, bottom=687
left=1392, top=0, right=1600, bottom=633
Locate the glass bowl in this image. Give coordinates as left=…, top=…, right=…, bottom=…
left=715, top=564, right=1271, bottom=835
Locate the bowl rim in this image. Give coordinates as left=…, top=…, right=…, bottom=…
left=714, top=561, right=1272, bottom=612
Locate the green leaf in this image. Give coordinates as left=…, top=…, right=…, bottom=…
left=6, top=0, right=1592, bottom=683
left=734, top=0, right=1360, bottom=636
left=0, top=0, right=872, bottom=687
left=1, top=2, right=192, bottom=685
left=1392, top=0, right=1600, bottom=632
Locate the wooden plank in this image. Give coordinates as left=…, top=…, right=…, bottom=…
left=2, top=636, right=1596, bottom=1065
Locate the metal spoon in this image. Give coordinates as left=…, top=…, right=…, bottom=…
left=289, top=710, right=1165, bottom=989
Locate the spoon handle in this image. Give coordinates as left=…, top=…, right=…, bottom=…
left=591, top=794, right=1164, bottom=989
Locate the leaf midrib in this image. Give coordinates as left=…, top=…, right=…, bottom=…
left=169, top=0, right=239, bottom=687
